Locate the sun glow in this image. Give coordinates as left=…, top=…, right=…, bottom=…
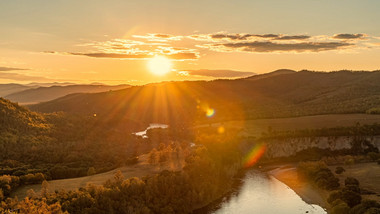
left=148, top=56, right=172, bottom=75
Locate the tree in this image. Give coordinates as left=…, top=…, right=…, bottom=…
left=87, top=167, right=96, bottom=176
left=345, top=177, right=359, bottom=187
left=41, top=180, right=49, bottom=198
left=335, top=167, right=345, bottom=174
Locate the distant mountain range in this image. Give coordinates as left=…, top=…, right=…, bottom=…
left=0, top=83, right=33, bottom=97
left=28, top=70, right=380, bottom=125
left=1, top=83, right=130, bottom=104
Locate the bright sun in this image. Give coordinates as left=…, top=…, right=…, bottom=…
left=148, top=56, right=172, bottom=76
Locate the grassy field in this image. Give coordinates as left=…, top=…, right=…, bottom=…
left=328, top=162, right=380, bottom=203
left=12, top=154, right=184, bottom=199
left=197, top=114, right=380, bottom=137
left=269, top=162, right=380, bottom=211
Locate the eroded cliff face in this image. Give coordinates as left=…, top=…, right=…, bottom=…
left=263, top=136, right=380, bottom=158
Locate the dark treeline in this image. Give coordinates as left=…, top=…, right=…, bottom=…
left=260, top=123, right=380, bottom=140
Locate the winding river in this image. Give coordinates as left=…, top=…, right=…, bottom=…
left=134, top=123, right=168, bottom=138
left=200, top=170, right=326, bottom=214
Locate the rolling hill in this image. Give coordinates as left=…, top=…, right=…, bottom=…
left=5, top=84, right=130, bottom=104
left=0, top=83, right=34, bottom=97
left=29, top=70, right=380, bottom=125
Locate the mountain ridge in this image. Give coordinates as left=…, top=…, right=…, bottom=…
left=28, top=70, right=380, bottom=124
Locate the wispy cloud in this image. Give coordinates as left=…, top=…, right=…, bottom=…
left=200, top=41, right=353, bottom=53
left=180, top=69, right=255, bottom=78
left=0, top=72, right=55, bottom=82
left=332, top=33, right=366, bottom=40
left=48, top=37, right=198, bottom=60
left=45, top=32, right=375, bottom=60
left=133, top=33, right=183, bottom=42
left=189, top=33, right=311, bottom=41
left=67, top=52, right=198, bottom=60
left=0, top=66, right=29, bottom=71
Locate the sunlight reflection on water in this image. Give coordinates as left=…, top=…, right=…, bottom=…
left=134, top=123, right=168, bottom=138
left=212, top=171, right=326, bottom=214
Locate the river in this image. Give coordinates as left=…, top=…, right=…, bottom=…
left=199, top=170, right=326, bottom=214
left=134, top=123, right=168, bottom=138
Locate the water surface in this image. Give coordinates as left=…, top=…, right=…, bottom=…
left=207, top=170, right=326, bottom=214
left=134, top=123, right=168, bottom=138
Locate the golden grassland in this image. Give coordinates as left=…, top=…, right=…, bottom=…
left=270, top=162, right=380, bottom=211
left=12, top=154, right=184, bottom=200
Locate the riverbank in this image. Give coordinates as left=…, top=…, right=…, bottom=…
left=267, top=162, right=380, bottom=212
left=267, top=165, right=330, bottom=210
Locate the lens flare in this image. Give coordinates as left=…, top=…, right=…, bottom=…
left=217, top=126, right=225, bottom=134
left=206, top=108, right=215, bottom=117
left=243, top=144, right=266, bottom=168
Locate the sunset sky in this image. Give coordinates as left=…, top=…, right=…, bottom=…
left=1, top=0, right=380, bottom=85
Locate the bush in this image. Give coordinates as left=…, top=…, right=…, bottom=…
left=344, top=156, right=355, bottom=165
left=328, top=191, right=342, bottom=204
left=341, top=189, right=362, bottom=208
left=125, top=157, right=139, bottom=165
left=328, top=189, right=362, bottom=208
left=298, top=161, right=340, bottom=190
left=367, top=152, right=380, bottom=161
left=87, top=167, right=96, bottom=176
left=331, top=201, right=350, bottom=214
left=345, top=177, right=359, bottom=187
left=335, top=166, right=345, bottom=174
left=366, top=108, right=380, bottom=114
left=350, top=199, right=380, bottom=214
left=344, top=185, right=360, bottom=194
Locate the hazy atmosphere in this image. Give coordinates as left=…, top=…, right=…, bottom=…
left=1, top=0, right=380, bottom=84
left=1, top=1, right=380, bottom=214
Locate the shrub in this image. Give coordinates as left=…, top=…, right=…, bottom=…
left=341, top=189, right=362, bottom=208
left=328, top=189, right=362, bottom=208
left=331, top=202, right=350, bottom=214
left=366, top=108, right=380, bottom=114
left=298, top=161, right=340, bottom=190
left=344, top=185, right=360, bottom=194
left=345, top=177, right=359, bottom=187
left=335, top=166, right=345, bottom=174
left=367, top=152, right=380, bottom=161
left=344, top=156, right=355, bottom=165
left=328, top=191, right=342, bottom=205
left=87, top=167, right=96, bottom=176
left=350, top=199, right=380, bottom=214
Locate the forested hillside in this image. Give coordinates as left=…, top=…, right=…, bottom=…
left=30, top=70, right=380, bottom=125
left=0, top=97, right=158, bottom=199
